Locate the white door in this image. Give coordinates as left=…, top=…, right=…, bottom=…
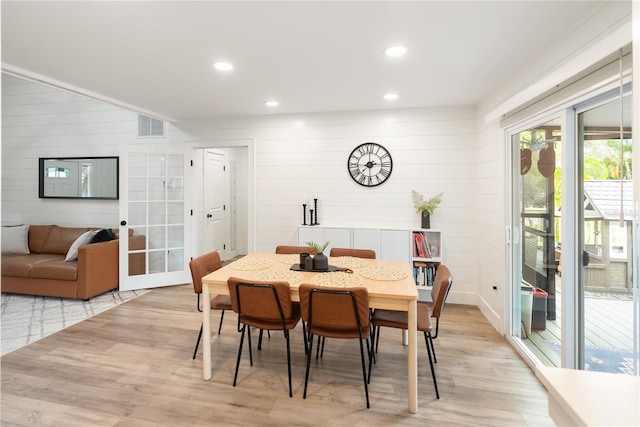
left=119, top=145, right=191, bottom=290
left=203, top=150, right=228, bottom=259
left=43, top=160, right=79, bottom=197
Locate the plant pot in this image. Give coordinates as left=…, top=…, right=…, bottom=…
left=421, top=214, right=430, bottom=229
left=313, top=253, right=329, bottom=271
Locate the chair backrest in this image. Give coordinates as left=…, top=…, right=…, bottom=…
left=329, top=248, right=376, bottom=259
left=227, top=277, right=294, bottom=322
left=189, top=251, right=222, bottom=295
left=275, top=245, right=317, bottom=255
left=430, top=264, right=453, bottom=318
left=299, top=284, right=370, bottom=339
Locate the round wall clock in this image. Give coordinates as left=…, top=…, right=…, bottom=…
left=347, top=142, right=393, bottom=187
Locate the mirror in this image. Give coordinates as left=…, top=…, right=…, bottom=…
left=39, top=157, right=119, bottom=199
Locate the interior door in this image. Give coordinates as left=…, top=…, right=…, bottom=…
left=203, top=150, right=227, bottom=258
left=119, top=145, right=191, bottom=290
left=43, top=160, right=79, bottom=197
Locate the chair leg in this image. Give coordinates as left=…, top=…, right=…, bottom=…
left=303, top=334, right=315, bottom=399
left=429, top=334, right=437, bottom=363
left=233, top=325, right=246, bottom=387
left=374, top=325, right=381, bottom=354
left=217, top=310, right=225, bottom=335
left=285, top=330, right=293, bottom=398
left=247, top=326, right=253, bottom=365
left=357, top=336, right=371, bottom=409
left=193, top=323, right=203, bottom=360
left=424, top=332, right=440, bottom=399
left=258, top=328, right=264, bottom=350
left=315, top=336, right=322, bottom=360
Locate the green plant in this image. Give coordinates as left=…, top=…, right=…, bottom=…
left=412, top=190, right=443, bottom=217
left=305, top=240, right=329, bottom=254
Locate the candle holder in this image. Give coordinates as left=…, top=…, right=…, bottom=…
left=309, top=209, right=314, bottom=226
left=313, top=198, right=319, bottom=225
left=302, top=204, right=307, bottom=225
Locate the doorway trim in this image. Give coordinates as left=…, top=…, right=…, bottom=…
left=186, top=138, right=255, bottom=257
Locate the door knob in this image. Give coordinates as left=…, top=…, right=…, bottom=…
left=206, top=214, right=212, bottom=218
left=120, top=220, right=127, bottom=226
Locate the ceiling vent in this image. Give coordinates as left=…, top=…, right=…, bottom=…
left=138, top=114, right=165, bottom=137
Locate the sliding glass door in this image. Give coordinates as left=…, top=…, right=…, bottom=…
left=510, top=91, right=638, bottom=376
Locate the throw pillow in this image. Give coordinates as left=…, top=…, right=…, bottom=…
left=65, top=230, right=98, bottom=262
left=1, top=225, right=30, bottom=254
left=90, top=228, right=114, bottom=244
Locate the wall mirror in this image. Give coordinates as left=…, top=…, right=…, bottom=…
left=39, top=157, right=119, bottom=199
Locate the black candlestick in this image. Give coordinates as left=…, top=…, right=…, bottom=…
left=302, top=204, right=307, bottom=225
left=313, top=198, right=319, bottom=225
left=309, top=209, right=314, bottom=226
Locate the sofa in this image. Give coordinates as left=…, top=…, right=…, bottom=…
left=1, top=224, right=145, bottom=300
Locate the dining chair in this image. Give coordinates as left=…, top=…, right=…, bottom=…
left=227, top=277, right=303, bottom=398
left=371, top=264, right=453, bottom=399
left=329, top=247, right=376, bottom=259
left=299, top=283, right=373, bottom=408
left=190, top=251, right=232, bottom=360
left=275, top=245, right=318, bottom=255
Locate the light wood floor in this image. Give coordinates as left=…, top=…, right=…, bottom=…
left=1, top=284, right=554, bottom=426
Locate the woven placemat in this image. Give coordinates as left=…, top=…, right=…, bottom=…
left=254, top=270, right=304, bottom=285
left=358, top=265, right=408, bottom=281
left=277, top=254, right=301, bottom=265
left=310, top=271, right=363, bottom=287
left=329, top=256, right=370, bottom=269
left=229, top=257, right=273, bottom=271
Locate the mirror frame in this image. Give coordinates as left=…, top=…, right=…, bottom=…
left=39, top=156, right=119, bottom=200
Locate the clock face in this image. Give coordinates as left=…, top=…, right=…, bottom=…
left=347, top=142, right=393, bottom=187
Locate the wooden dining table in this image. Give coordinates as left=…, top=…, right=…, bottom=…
left=201, top=252, right=419, bottom=413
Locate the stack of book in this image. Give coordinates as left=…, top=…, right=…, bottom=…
left=413, top=262, right=438, bottom=287
left=413, top=232, right=432, bottom=258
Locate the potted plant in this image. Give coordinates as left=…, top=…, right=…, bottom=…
left=305, top=240, right=329, bottom=270
left=412, top=190, right=443, bottom=229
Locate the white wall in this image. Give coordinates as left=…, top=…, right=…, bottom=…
left=1, top=73, right=137, bottom=228
left=171, top=108, right=480, bottom=305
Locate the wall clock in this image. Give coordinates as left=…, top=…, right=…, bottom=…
left=347, top=142, right=393, bottom=187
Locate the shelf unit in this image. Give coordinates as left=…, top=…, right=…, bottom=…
left=411, top=229, right=442, bottom=302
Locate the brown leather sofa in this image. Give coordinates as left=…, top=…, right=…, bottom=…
left=1, top=225, right=145, bottom=300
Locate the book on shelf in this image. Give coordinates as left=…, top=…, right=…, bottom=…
left=413, top=232, right=433, bottom=258
left=413, top=261, right=438, bottom=287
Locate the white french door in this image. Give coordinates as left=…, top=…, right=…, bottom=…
left=118, top=145, right=191, bottom=291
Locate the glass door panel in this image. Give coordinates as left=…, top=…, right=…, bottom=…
left=512, top=118, right=562, bottom=366
left=578, top=94, right=636, bottom=374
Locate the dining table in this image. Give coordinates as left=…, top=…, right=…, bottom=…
left=201, top=252, right=419, bottom=413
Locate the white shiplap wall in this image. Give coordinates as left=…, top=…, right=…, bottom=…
left=1, top=73, right=138, bottom=228
left=170, top=108, right=480, bottom=305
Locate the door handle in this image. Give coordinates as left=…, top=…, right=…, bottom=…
left=120, top=220, right=127, bottom=226
left=206, top=214, right=212, bottom=218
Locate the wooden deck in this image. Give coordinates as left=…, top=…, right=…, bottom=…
left=524, top=286, right=636, bottom=373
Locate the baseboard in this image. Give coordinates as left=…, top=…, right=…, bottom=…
left=476, top=294, right=503, bottom=334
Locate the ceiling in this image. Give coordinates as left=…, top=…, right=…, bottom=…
left=1, top=1, right=607, bottom=122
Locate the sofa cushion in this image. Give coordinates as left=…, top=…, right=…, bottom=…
left=65, top=230, right=98, bottom=262
left=1, top=225, right=30, bottom=254
left=30, top=259, right=78, bottom=281
left=1, top=254, right=63, bottom=278
left=90, top=228, right=114, bottom=244
left=41, top=226, right=93, bottom=255
left=27, top=225, right=54, bottom=254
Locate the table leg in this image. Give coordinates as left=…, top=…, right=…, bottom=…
left=407, top=298, right=417, bottom=413
left=203, top=284, right=212, bottom=380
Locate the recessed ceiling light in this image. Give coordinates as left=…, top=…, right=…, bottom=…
left=384, top=93, right=399, bottom=100
left=264, top=100, right=279, bottom=107
left=384, top=45, right=407, bottom=57
left=213, top=62, right=233, bottom=71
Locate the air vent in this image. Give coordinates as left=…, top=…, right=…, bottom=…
left=138, top=114, right=165, bottom=137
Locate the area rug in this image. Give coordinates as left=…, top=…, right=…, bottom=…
left=1, top=289, right=148, bottom=356
left=545, top=340, right=636, bottom=375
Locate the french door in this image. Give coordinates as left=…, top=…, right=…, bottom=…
left=118, top=145, right=191, bottom=291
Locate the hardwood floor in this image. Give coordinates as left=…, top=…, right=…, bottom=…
left=1, top=284, right=554, bottom=426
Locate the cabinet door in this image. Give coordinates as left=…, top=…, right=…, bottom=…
left=381, top=229, right=411, bottom=261
left=324, top=228, right=351, bottom=252
left=298, top=226, right=324, bottom=246
left=353, top=228, right=381, bottom=255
